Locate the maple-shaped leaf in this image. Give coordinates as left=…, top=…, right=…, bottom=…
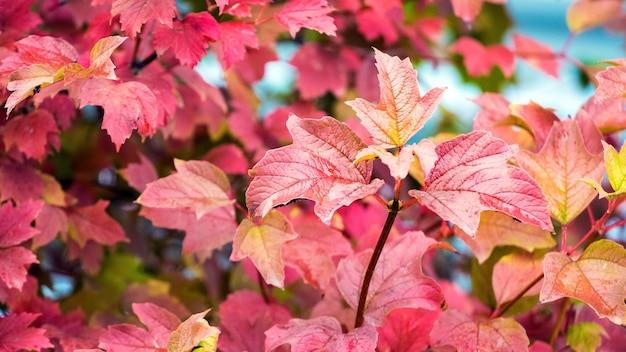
left=218, top=290, right=292, bottom=352
left=346, top=49, right=446, bottom=148
left=137, top=159, right=233, bottom=219
left=79, top=78, right=161, bottom=151
left=33, top=204, right=67, bottom=249
left=216, top=21, right=258, bottom=69
left=450, top=0, right=505, bottom=22
left=98, top=323, right=160, bottom=352
left=576, top=95, right=626, bottom=134
left=0, top=35, right=78, bottom=73
left=355, top=9, right=399, bottom=46
left=66, top=200, right=128, bottom=247
left=0, top=313, right=53, bottom=351
left=492, top=252, right=543, bottom=306
left=132, top=302, right=181, bottom=347
left=452, top=37, right=514, bottom=77
left=336, top=231, right=447, bottom=326
left=508, top=101, right=560, bottom=151
left=455, top=211, right=555, bottom=264
left=377, top=308, right=440, bottom=352
left=3, top=109, right=59, bottom=161
left=513, top=34, right=560, bottom=78
left=246, top=114, right=385, bottom=223
left=275, top=0, right=337, bottom=38
left=0, top=200, right=43, bottom=247
left=153, top=12, right=220, bottom=67
left=355, top=143, right=428, bottom=180
left=0, top=0, right=40, bottom=46
left=265, top=316, right=378, bottom=352
left=120, top=154, right=158, bottom=193
left=0, top=160, right=44, bottom=204
left=516, top=118, right=604, bottom=225
left=5, top=64, right=58, bottom=115
left=541, top=239, right=626, bottom=325
left=215, top=0, right=267, bottom=17
left=409, top=130, right=553, bottom=236
left=430, top=309, right=530, bottom=351
left=87, top=36, right=128, bottom=79
left=290, top=43, right=351, bottom=99
left=111, top=0, right=176, bottom=37
left=595, top=64, right=626, bottom=103
left=567, top=0, right=623, bottom=33
left=282, top=209, right=353, bottom=291
left=203, top=144, right=249, bottom=175
left=0, top=247, right=38, bottom=290
left=230, top=211, right=298, bottom=288
left=168, top=308, right=219, bottom=352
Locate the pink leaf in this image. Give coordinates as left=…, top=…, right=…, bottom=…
left=5, top=64, right=58, bottom=115
left=336, top=231, right=446, bottom=326
left=492, top=252, right=543, bottom=306
left=3, top=109, right=59, bottom=161
left=409, top=130, right=553, bottom=236
left=79, top=78, right=161, bottom=151
left=0, top=247, right=38, bottom=290
left=0, top=35, right=78, bottom=73
left=452, top=37, right=514, bottom=77
left=217, top=21, right=258, bottom=69
left=0, top=313, right=53, bottom=351
left=99, top=324, right=159, bottom=352
left=376, top=308, right=440, bottom=352
left=66, top=200, right=128, bottom=247
left=132, top=302, right=181, bottom=347
left=346, top=48, right=446, bottom=147
left=167, top=308, right=219, bottom=352
left=246, top=114, right=385, bottom=223
left=111, top=0, right=176, bottom=38
left=515, top=118, right=605, bottom=225
left=0, top=160, right=44, bottom=204
left=595, top=64, right=626, bottom=103
left=355, top=143, right=424, bottom=179
left=540, top=240, right=626, bottom=325
left=218, top=290, right=292, bottom=352
left=120, top=154, right=158, bottom=193
left=0, top=0, right=40, bottom=46
left=513, top=34, right=560, bottom=78
left=576, top=96, right=626, bottom=134
left=153, top=12, right=220, bottom=67
left=87, top=36, right=127, bottom=79
left=0, top=199, right=43, bottom=247
left=290, top=43, right=351, bottom=99
left=355, top=9, right=398, bottom=46
left=455, top=211, right=555, bottom=264
left=275, top=0, right=337, bottom=38
left=567, top=0, right=623, bottom=33
left=265, top=316, right=378, bottom=352
left=33, top=203, right=68, bottom=249
left=137, top=159, right=233, bottom=219
left=230, top=210, right=298, bottom=288
left=430, top=309, right=530, bottom=351
left=203, top=144, right=249, bottom=175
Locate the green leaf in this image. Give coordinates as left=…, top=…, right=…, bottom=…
left=566, top=322, right=608, bottom=352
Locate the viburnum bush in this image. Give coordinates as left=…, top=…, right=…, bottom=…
left=1, top=0, right=626, bottom=351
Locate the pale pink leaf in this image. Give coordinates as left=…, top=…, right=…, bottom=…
left=88, top=36, right=127, bottom=79
left=265, top=316, right=378, bottom=352
left=111, top=0, right=176, bottom=37
left=346, top=48, right=446, bottom=147
left=132, top=302, right=180, bottom=347
left=230, top=211, right=298, bottom=288
left=567, top=0, right=623, bottom=33
left=246, top=114, right=385, bottom=223
left=409, top=130, right=553, bottom=236
left=218, top=290, right=291, bottom=352
left=513, top=34, right=560, bottom=78
left=492, top=252, right=543, bottom=306
left=5, top=64, right=58, bottom=115
left=167, top=308, right=219, bottom=352
left=120, top=154, right=158, bottom=193
left=595, top=65, right=626, bottom=103
left=0, top=313, right=53, bottom=351
left=0, top=199, right=43, bottom=247
left=336, top=231, right=446, bottom=326
left=540, top=239, right=626, bottom=325
left=455, top=211, right=555, bottom=264
left=576, top=96, right=626, bottom=134
left=430, top=309, right=530, bottom=351
left=0, top=35, right=78, bottom=73
left=0, top=247, right=38, bottom=290
left=275, top=0, right=337, bottom=38
left=515, top=118, right=604, bottom=225
left=98, top=324, right=158, bottom=352
left=355, top=143, right=423, bottom=179
left=137, top=159, right=233, bottom=219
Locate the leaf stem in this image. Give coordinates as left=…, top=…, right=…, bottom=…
left=567, top=199, right=617, bottom=256
left=489, top=272, right=544, bottom=319
left=354, top=198, right=400, bottom=328
left=258, top=270, right=270, bottom=304
left=549, top=298, right=570, bottom=347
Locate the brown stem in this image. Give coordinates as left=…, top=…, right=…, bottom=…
left=354, top=199, right=400, bottom=328
left=490, top=272, right=544, bottom=319
left=550, top=299, right=571, bottom=347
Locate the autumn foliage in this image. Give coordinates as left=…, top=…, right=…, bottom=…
left=1, top=0, right=626, bottom=351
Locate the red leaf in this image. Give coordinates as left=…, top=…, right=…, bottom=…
left=265, top=316, right=378, bottom=352
left=230, top=210, right=298, bottom=288
left=0, top=199, right=43, bottom=247
left=0, top=247, right=38, bottom=290
left=111, top=0, right=176, bottom=37
left=336, top=231, right=446, bottom=326
left=430, top=309, right=530, bottom=351
left=452, top=37, right=514, bottom=77
left=3, top=109, right=59, bottom=161
left=513, top=34, right=560, bottom=78
left=409, top=131, right=553, bottom=236
left=346, top=48, right=446, bottom=147
left=0, top=0, right=40, bottom=46
left=98, top=323, right=159, bottom=352
left=66, top=200, right=128, bottom=247
left=376, top=308, right=440, bottom=352
left=275, top=0, right=337, bottom=38
left=120, top=153, right=158, bottom=193
left=356, top=9, right=398, bottom=46
left=167, top=308, right=219, bottom=352
left=33, top=204, right=68, bottom=249
left=79, top=78, right=161, bottom=151
left=0, top=313, right=53, bottom=351
left=217, top=21, right=258, bottom=69
left=282, top=209, right=353, bottom=291
left=137, top=159, right=233, bottom=219
left=218, top=290, right=292, bottom=352
left=153, top=12, right=220, bottom=67
left=540, top=240, right=626, bottom=325
left=132, top=302, right=181, bottom=347
left=290, top=43, right=351, bottom=99
left=39, top=94, right=77, bottom=130
left=246, top=114, right=385, bottom=223
left=0, top=160, right=44, bottom=204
